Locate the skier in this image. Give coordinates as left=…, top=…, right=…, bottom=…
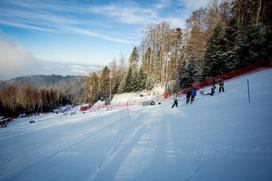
left=191, top=87, right=197, bottom=103
left=218, top=78, right=224, bottom=93
left=171, top=94, right=178, bottom=108
left=206, top=84, right=216, bottom=96
left=186, top=87, right=192, bottom=104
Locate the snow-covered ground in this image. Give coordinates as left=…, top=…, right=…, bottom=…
left=110, top=85, right=165, bottom=105
left=1, top=69, right=272, bottom=181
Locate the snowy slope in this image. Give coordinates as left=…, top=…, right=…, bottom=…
left=0, top=69, right=272, bottom=181
left=110, top=85, right=165, bottom=105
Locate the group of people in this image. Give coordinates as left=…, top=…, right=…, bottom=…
left=186, top=87, right=197, bottom=104
left=171, top=78, right=225, bottom=108
left=206, top=78, right=225, bottom=96
left=171, top=86, right=197, bottom=108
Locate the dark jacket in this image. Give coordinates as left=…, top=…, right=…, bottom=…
left=186, top=89, right=192, bottom=98
left=219, top=79, right=224, bottom=86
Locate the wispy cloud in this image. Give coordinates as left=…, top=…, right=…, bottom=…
left=0, top=0, right=188, bottom=38
left=0, top=0, right=209, bottom=46
left=177, top=0, right=210, bottom=10
left=0, top=0, right=137, bottom=44
left=0, top=20, right=58, bottom=33
left=88, top=3, right=158, bottom=24
left=85, top=1, right=190, bottom=28
left=68, top=27, right=137, bottom=44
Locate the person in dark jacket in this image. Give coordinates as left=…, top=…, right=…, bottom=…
left=191, top=87, right=197, bottom=103
left=218, top=78, right=224, bottom=93
left=171, top=94, right=179, bottom=108
left=206, top=84, right=216, bottom=96
left=186, top=88, right=192, bottom=104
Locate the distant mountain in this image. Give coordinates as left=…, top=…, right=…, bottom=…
left=0, top=74, right=86, bottom=89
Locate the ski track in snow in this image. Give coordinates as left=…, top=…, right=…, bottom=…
left=0, top=110, right=128, bottom=180
left=87, top=109, right=152, bottom=180
left=1, top=69, right=272, bottom=180
left=165, top=119, right=177, bottom=164
left=114, top=117, right=159, bottom=181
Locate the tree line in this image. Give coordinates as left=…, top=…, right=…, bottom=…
left=0, top=85, right=71, bottom=116
left=85, top=0, right=271, bottom=103
left=0, top=75, right=86, bottom=117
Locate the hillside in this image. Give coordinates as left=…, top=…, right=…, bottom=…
left=0, top=69, right=272, bottom=180
left=0, top=74, right=86, bottom=89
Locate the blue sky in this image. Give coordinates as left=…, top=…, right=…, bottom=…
left=0, top=0, right=209, bottom=79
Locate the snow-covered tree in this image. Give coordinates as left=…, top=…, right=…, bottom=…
left=180, top=57, right=199, bottom=88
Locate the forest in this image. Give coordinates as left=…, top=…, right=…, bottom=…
left=0, top=0, right=271, bottom=117
left=84, top=0, right=272, bottom=103
left=0, top=75, right=85, bottom=116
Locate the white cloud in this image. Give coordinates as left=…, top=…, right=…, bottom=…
left=178, top=0, right=210, bottom=10
left=86, top=1, right=189, bottom=28
left=88, top=4, right=158, bottom=24
left=164, top=18, right=186, bottom=28
left=0, top=34, right=103, bottom=80
left=0, top=20, right=58, bottom=33
left=0, top=0, right=136, bottom=44
left=68, top=27, right=136, bottom=44
left=0, top=0, right=202, bottom=44
left=0, top=35, right=33, bottom=74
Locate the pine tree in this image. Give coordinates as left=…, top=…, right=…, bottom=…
left=118, top=78, right=126, bottom=94
left=203, top=23, right=225, bottom=78
left=112, top=82, right=120, bottom=95
left=234, top=0, right=271, bottom=66
left=138, top=66, right=147, bottom=90
left=124, top=67, right=133, bottom=92
left=180, top=57, right=199, bottom=88
left=129, top=47, right=140, bottom=73
left=146, top=75, right=157, bottom=90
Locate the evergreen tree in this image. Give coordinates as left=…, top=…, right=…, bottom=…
left=132, top=71, right=139, bottom=91
left=129, top=47, right=140, bottom=73
left=234, top=0, right=271, bottom=66
left=180, top=58, right=199, bottom=88
left=177, top=59, right=186, bottom=90
left=112, top=82, right=120, bottom=95
left=203, top=23, right=225, bottom=78
left=118, top=78, right=126, bottom=94
left=137, top=66, right=147, bottom=90
left=124, top=67, right=134, bottom=92
left=146, top=75, right=157, bottom=90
